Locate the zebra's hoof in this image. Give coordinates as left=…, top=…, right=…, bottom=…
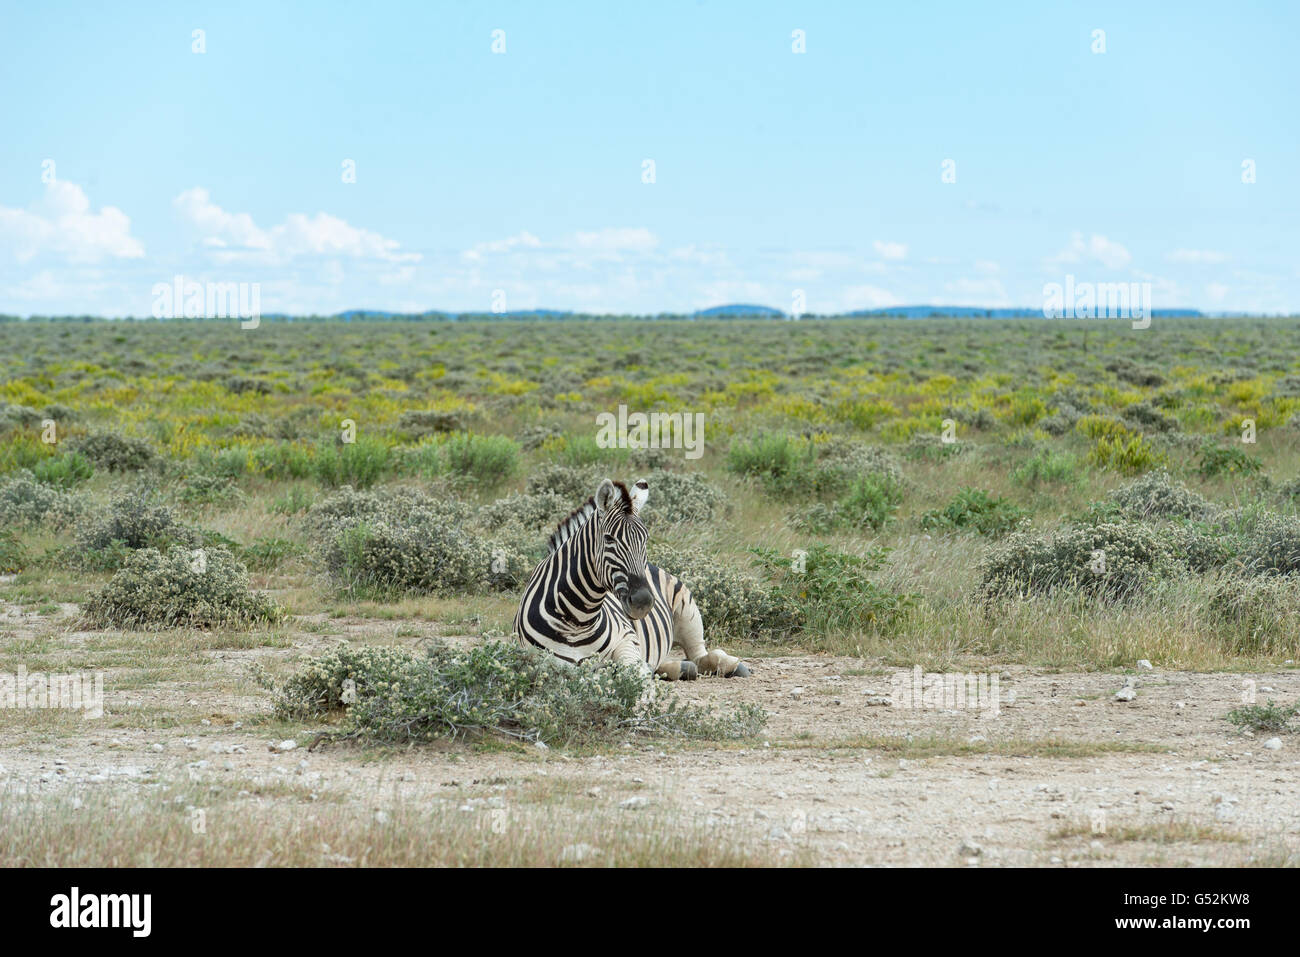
left=726, top=662, right=751, bottom=678
left=679, top=660, right=698, bottom=681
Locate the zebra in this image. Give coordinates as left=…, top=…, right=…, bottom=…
left=514, top=478, right=750, bottom=681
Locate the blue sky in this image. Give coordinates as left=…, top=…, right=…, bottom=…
left=2, top=0, right=1297, bottom=316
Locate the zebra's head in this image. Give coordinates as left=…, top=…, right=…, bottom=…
left=594, top=478, right=652, bottom=620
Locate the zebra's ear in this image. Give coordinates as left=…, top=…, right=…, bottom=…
left=629, top=479, right=649, bottom=516
left=594, top=479, right=620, bottom=514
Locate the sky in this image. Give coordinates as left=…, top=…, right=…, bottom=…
left=1, top=0, right=1297, bottom=317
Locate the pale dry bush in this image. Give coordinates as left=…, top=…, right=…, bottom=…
left=82, top=545, right=281, bottom=629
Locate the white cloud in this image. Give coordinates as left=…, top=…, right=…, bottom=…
left=462, top=231, right=542, bottom=261
left=1167, top=248, right=1228, bottom=265
left=873, top=240, right=908, bottom=261
left=1205, top=282, right=1229, bottom=302
left=572, top=227, right=658, bottom=254
left=460, top=227, right=658, bottom=268
left=0, top=181, right=144, bottom=263
left=1051, top=232, right=1131, bottom=270
left=173, top=187, right=419, bottom=264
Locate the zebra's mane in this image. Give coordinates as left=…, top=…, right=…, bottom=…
left=546, top=482, right=631, bottom=555
left=547, top=498, right=596, bottom=555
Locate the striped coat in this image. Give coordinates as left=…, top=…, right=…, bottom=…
left=514, top=479, right=748, bottom=681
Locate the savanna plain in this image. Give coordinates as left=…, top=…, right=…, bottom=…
left=1, top=316, right=1298, bottom=867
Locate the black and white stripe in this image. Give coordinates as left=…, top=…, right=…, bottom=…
left=514, top=478, right=672, bottom=670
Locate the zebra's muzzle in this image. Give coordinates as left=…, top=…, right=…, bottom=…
left=621, top=581, right=654, bottom=620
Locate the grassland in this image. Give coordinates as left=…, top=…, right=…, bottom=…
left=2, top=316, right=1299, bottom=668
left=2, top=315, right=1299, bottom=866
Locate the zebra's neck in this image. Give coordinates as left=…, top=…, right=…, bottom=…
left=543, top=514, right=608, bottom=630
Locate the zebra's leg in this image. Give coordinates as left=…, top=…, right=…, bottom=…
left=654, top=659, right=698, bottom=681
left=669, top=578, right=750, bottom=678
left=611, top=632, right=654, bottom=680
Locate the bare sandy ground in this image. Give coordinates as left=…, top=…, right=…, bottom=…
left=1, top=606, right=1297, bottom=866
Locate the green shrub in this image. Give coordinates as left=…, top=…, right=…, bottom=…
left=442, top=433, right=519, bottom=484
left=1075, top=414, right=1131, bottom=441
left=40, top=403, right=77, bottom=425
left=313, top=437, right=393, bottom=488
left=269, top=484, right=315, bottom=515
left=842, top=474, right=905, bottom=528
left=903, top=433, right=966, bottom=461
left=398, top=409, right=468, bottom=438
left=525, top=464, right=604, bottom=502
left=0, top=472, right=83, bottom=529
left=1225, top=698, right=1299, bottom=734
left=921, top=488, right=1028, bottom=537
left=516, top=424, right=563, bottom=451
left=275, top=640, right=768, bottom=746
left=1038, top=401, right=1082, bottom=436
left=321, top=521, right=491, bottom=595
left=1277, top=477, right=1300, bottom=505
left=311, top=487, right=527, bottom=595
left=553, top=434, right=628, bottom=468
left=725, top=433, right=813, bottom=497
left=479, top=491, right=573, bottom=532
left=0, top=403, right=43, bottom=430
left=639, top=470, right=726, bottom=525
left=191, top=447, right=252, bottom=480
left=979, top=522, right=1180, bottom=600
left=308, top=485, right=474, bottom=536
left=1205, top=574, right=1300, bottom=655
left=1196, top=442, right=1262, bottom=478
left=811, top=439, right=903, bottom=495
left=177, top=472, right=244, bottom=506
left=1106, top=359, right=1165, bottom=388
left=1108, top=468, right=1215, bottom=520
left=1121, top=401, right=1178, bottom=434
left=752, top=545, right=914, bottom=634
left=1242, top=515, right=1300, bottom=575
left=0, top=530, right=26, bottom=573
left=224, top=375, right=272, bottom=396
left=31, top=452, right=93, bottom=488
left=727, top=434, right=901, bottom=498
left=792, top=473, right=904, bottom=533
left=240, top=537, right=304, bottom=572
left=1011, top=448, right=1080, bottom=487
left=650, top=543, right=804, bottom=642
left=0, top=433, right=52, bottom=473
left=82, top=545, right=282, bottom=629
left=1157, top=523, right=1240, bottom=573
left=76, top=494, right=201, bottom=560
left=253, top=442, right=315, bottom=480
left=1087, top=434, right=1165, bottom=474
left=67, top=431, right=158, bottom=472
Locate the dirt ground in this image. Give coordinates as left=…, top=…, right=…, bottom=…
left=2, top=605, right=1298, bottom=866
